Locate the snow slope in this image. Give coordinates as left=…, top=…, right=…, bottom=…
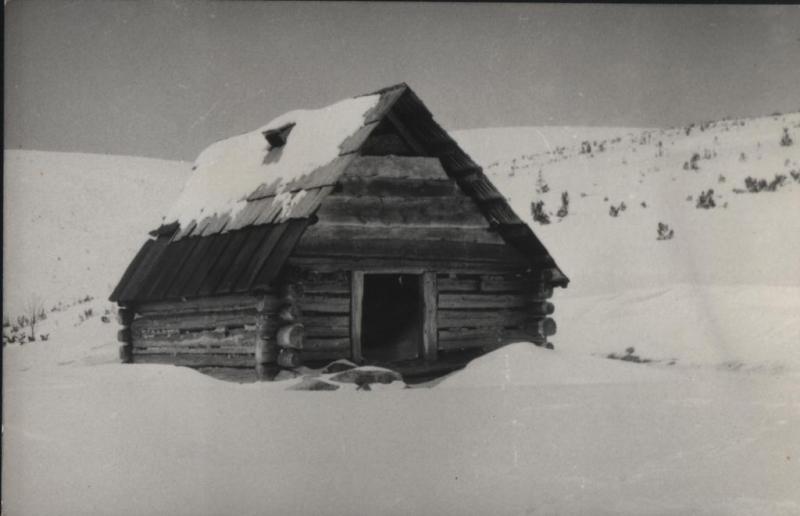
left=3, top=150, right=191, bottom=312
left=455, top=113, right=800, bottom=372
left=4, top=113, right=800, bottom=515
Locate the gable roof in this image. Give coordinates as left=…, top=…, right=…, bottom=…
left=110, top=83, right=568, bottom=304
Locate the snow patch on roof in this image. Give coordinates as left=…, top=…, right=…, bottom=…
left=164, top=94, right=380, bottom=227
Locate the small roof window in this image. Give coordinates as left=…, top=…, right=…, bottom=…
left=263, top=123, right=295, bottom=149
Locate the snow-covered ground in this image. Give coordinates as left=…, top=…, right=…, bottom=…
left=4, top=112, right=800, bottom=515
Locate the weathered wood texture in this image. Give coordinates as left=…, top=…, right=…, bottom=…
left=422, top=272, right=438, bottom=361
left=434, top=272, right=556, bottom=352
left=130, top=294, right=279, bottom=367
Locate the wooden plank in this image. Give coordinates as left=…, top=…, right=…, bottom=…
left=182, top=233, right=235, bottom=298
left=337, top=177, right=457, bottom=197
left=296, top=274, right=350, bottom=295
left=438, top=293, right=532, bottom=310
left=116, top=236, right=171, bottom=302
left=131, top=313, right=265, bottom=335
left=339, top=121, right=380, bottom=155
left=250, top=219, right=310, bottom=291
left=342, top=156, right=446, bottom=181
left=302, top=337, right=351, bottom=352
left=421, top=272, right=437, bottom=361
left=163, top=236, right=217, bottom=300
left=360, top=132, right=416, bottom=156
left=293, top=238, right=530, bottom=266
left=386, top=111, right=428, bottom=155
left=437, top=275, right=481, bottom=293
left=141, top=237, right=202, bottom=301
left=133, top=353, right=257, bottom=368
left=132, top=328, right=261, bottom=348
left=315, top=195, right=486, bottom=226
left=437, top=328, right=541, bottom=351
left=197, top=230, right=252, bottom=297
left=299, top=349, right=350, bottom=362
left=215, top=227, right=273, bottom=294
left=136, top=294, right=272, bottom=315
left=350, top=271, right=364, bottom=362
left=132, top=344, right=255, bottom=355
left=110, top=239, right=156, bottom=302
left=437, top=309, right=532, bottom=329
left=299, top=294, right=350, bottom=314
left=302, top=224, right=503, bottom=245
left=287, top=256, right=530, bottom=275
left=233, top=223, right=290, bottom=292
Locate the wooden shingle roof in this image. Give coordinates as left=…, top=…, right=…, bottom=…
left=110, top=83, right=568, bottom=304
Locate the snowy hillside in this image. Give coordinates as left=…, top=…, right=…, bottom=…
left=3, top=150, right=191, bottom=313
left=4, top=114, right=800, bottom=515
left=455, top=113, right=800, bottom=371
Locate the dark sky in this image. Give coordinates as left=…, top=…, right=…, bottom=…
left=5, top=1, right=800, bottom=161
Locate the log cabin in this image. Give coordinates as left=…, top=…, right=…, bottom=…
left=109, top=83, right=569, bottom=378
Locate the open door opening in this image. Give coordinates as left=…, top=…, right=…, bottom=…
left=361, top=274, right=422, bottom=362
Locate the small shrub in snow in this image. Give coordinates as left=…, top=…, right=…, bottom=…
left=580, top=141, right=592, bottom=154
left=683, top=153, right=701, bottom=171
left=101, top=315, right=111, bottom=324
left=696, top=189, right=716, bottom=209
left=607, top=347, right=652, bottom=364
left=608, top=202, right=626, bottom=217
left=535, top=170, right=550, bottom=194
left=40, top=334, right=50, bottom=341
left=790, top=171, right=800, bottom=183
left=640, top=201, right=647, bottom=208
left=718, top=174, right=726, bottom=183
left=739, top=152, right=747, bottom=162
left=556, top=191, right=569, bottom=218
left=657, top=222, right=674, bottom=241
left=742, top=174, right=788, bottom=193
left=531, top=200, right=551, bottom=225
left=780, top=127, right=793, bottom=147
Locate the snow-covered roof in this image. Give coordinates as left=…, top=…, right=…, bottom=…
left=164, top=93, right=381, bottom=238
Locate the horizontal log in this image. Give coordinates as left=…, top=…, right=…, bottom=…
left=303, top=314, right=350, bottom=338
left=293, top=238, right=530, bottom=266
left=131, top=311, right=264, bottom=334
left=287, top=256, right=531, bottom=275
left=132, top=344, right=255, bottom=355
left=133, top=353, right=258, bottom=368
left=437, top=275, right=480, bottom=292
left=119, top=344, right=133, bottom=363
left=302, top=224, right=504, bottom=245
left=298, top=294, right=350, bottom=314
left=315, top=196, right=487, bottom=226
left=437, top=309, right=533, bottom=329
left=337, top=177, right=458, bottom=197
left=295, top=277, right=350, bottom=295
left=299, top=349, right=351, bottom=362
left=117, top=308, right=135, bottom=326
left=135, top=294, right=272, bottom=315
left=343, top=155, right=447, bottom=180
left=277, top=323, right=304, bottom=350
left=279, top=304, right=302, bottom=323
left=278, top=348, right=302, bottom=369
left=526, top=317, right=557, bottom=337
left=531, top=302, right=555, bottom=316
left=132, top=327, right=257, bottom=348
left=117, top=328, right=132, bottom=343
left=438, top=328, right=544, bottom=351
left=302, top=338, right=351, bottom=352
left=438, top=294, right=533, bottom=310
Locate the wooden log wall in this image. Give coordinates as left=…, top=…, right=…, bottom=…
left=129, top=293, right=279, bottom=368
left=288, top=156, right=538, bottom=274
left=435, top=272, right=556, bottom=353
left=273, top=271, right=352, bottom=365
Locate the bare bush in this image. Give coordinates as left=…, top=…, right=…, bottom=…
left=657, top=222, right=674, bottom=240
left=531, top=200, right=550, bottom=225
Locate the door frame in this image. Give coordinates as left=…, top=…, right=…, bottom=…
left=350, top=270, right=437, bottom=363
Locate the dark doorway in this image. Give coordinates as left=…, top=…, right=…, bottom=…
left=362, top=274, right=422, bottom=362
